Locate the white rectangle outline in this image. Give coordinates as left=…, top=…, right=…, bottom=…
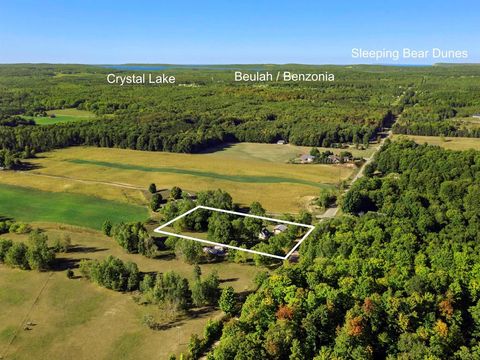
left=153, top=205, right=315, bottom=260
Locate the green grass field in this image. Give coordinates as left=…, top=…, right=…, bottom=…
left=23, top=108, right=95, bottom=125
left=0, top=184, right=147, bottom=229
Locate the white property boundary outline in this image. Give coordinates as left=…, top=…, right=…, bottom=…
left=153, top=205, right=315, bottom=260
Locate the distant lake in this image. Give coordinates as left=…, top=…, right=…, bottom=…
left=101, top=65, right=266, bottom=71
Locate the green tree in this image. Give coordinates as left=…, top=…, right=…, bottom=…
left=102, top=220, right=112, bottom=236
left=5, top=242, right=29, bottom=269
left=208, top=213, right=234, bottom=244
left=175, top=239, right=203, bottom=264
left=170, top=186, right=182, bottom=199
left=310, top=147, right=321, bottom=157
left=148, top=183, right=157, bottom=194
left=219, top=286, right=236, bottom=316
left=188, top=334, right=203, bottom=359
left=150, top=193, right=163, bottom=211
left=193, top=264, right=202, bottom=280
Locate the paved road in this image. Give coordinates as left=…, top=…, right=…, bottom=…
left=317, top=128, right=393, bottom=219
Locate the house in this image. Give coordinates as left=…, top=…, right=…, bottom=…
left=473, top=114, right=480, bottom=119
left=203, top=246, right=226, bottom=256
left=273, top=224, right=287, bottom=234
left=328, top=154, right=341, bottom=164
left=277, top=140, right=286, bottom=145
left=300, top=154, right=315, bottom=163
left=258, top=228, right=271, bottom=240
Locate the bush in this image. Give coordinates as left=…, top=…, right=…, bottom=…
left=53, top=234, right=71, bottom=253
left=8, top=222, right=32, bottom=234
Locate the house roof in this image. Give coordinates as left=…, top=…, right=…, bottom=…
left=274, top=224, right=287, bottom=231
left=300, top=154, right=315, bottom=161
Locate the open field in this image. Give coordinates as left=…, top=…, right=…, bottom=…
left=202, top=142, right=377, bottom=162
left=23, top=108, right=95, bottom=125
left=1, top=144, right=356, bottom=214
left=0, top=184, right=148, bottom=230
left=0, top=223, right=262, bottom=359
left=393, top=134, right=480, bottom=151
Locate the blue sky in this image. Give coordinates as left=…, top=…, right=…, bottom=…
left=1, top=0, right=478, bottom=64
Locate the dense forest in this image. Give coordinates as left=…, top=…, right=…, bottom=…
left=393, top=65, right=480, bottom=138
left=209, top=140, right=480, bottom=359
left=0, top=64, right=475, bottom=157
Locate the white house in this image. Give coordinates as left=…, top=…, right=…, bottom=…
left=300, top=154, right=315, bottom=163
left=273, top=224, right=287, bottom=235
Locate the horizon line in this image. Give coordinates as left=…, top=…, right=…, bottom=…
left=1, top=62, right=479, bottom=67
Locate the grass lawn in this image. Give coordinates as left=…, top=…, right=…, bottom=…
left=393, top=134, right=480, bottom=151
left=2, top=145, right=355, bottom=214
left=0, top=184, right=147, bottom=230
left=0, top=224, right=262, bottom=359
left=23, top=108, right=95, bottom=125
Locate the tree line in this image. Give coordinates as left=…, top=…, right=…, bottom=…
left=209, top=140, right=480, bottom=359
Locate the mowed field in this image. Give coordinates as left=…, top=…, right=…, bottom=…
left=0, top=184, right=148, bottom=230
left=0, top=143, right=357, bottom=214
left=23, top=108, right=96, bottom=125
left=393, top=135, right=480, bottom=151
left=202, top=142, right=376, bottom=162
left=0, top=224, right=262, bottom=360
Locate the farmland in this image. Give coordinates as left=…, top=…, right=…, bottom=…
left=0, top=144, right=356, bottom=214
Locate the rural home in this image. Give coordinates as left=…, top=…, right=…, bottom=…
left=473, top=114, right=480, bottom=119
left=273, top=224, right=287, bottom=234
left=327, top=154, right=353, bottom=164
left=277, top=140, right=286, bottom=145
left=300, top=154, right=315, bottom=163
left=203, top=245, right=226, bottom=256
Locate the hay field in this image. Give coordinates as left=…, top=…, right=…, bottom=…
left=0, top=224, right=261, bottom=359
left=2, top=144, right=355, bottom=213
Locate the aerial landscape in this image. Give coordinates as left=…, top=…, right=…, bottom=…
left=1, top=1, right=480, bottom=359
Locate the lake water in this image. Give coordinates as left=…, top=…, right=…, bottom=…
left=101, top=65, right=266, bottom=71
